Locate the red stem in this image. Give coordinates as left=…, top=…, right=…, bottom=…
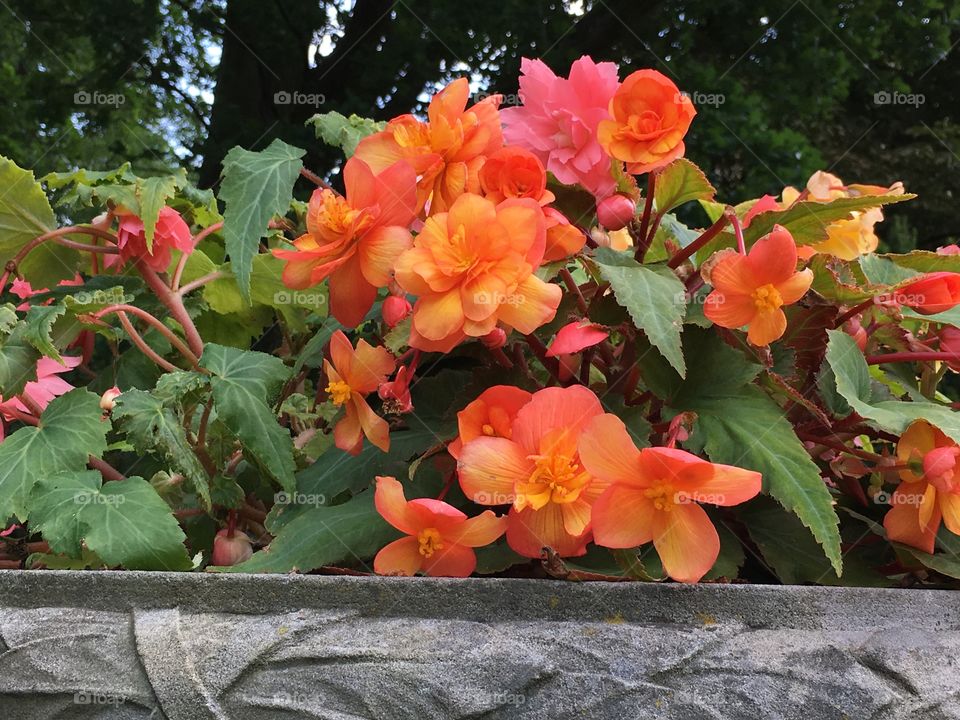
left=134, top=259, right=205, bottom=357
left=866, top=351, right=957, bottom=365
left=834, top=298, right=877, bottom=328
left=0, top=226, right=119, bottom=293
left=94, top=304, right=201, bottom=368
left=727, top=209, right=746, bottom=255
left=667, top=214, right=730, bottom=269
left=633, top=172, right=657, bottom=262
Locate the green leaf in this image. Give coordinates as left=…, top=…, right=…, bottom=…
left=0, top=389, right=109, bottom=522
left=21, top=304, right=67, bottom=362
left=222, top=490, right=397, bottom=573
left=29, top=471, right=191, bottom=570
left=219, top=139, right=305, bottom=302
left=293, top=319, right=340, bottom=374
left=744, top=193, right=915, bottom=246
left=594, top=246, right=686, bottom=376
left=0, top=325, right=41, bottom=396
left=136, top=172, right=184, bottom=251
left=307, top=112, right=386, bottom=157
left=0, top=156, right=80, bottom=288
left=878, top=250, right=960, bottom=275
left=825, top=330, right=960, bottom=443
left=655, top=330, right=842, bottom=575
left=858, top=254, right=919, bottom=285
left=200, top=343, right=295, bottom=492
left=113, top=389, right=211, bottom=509
left=653, top=158, right=716, bottom=215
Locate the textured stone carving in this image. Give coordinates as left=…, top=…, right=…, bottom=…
left=0, top=571, right=959, bottom=719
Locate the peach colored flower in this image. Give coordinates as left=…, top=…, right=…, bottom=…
left=702, top=225, right=813, bottom=346
left=447, top=385, right=533, bottom=459
left=579, top=413, right=761, bottom=583
left=373, top=476, right=506, bottom=577
left=394, top=193, right=561, bottom=352
left=457, top=386, right=605, bottom=557
left=354, top=78, right=502, bottom=214
left=273, top=157, right=416, bottom=327
left=884, top=421, right=960, bottom=553
left=597, top=70, right=696, bottom=174
left=323, top=330, right=395, bottom=455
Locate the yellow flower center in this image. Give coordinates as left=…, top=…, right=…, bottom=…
left=751, top=283, right=783, bottom=313
left=482, top=423, right=496, bottom=436
left=316, top=190, right=371, bottom=238
left=325, top=380, right=352, bottom=406
left=417, top=527, right=444, bottom=558
left=644, top=484, right=678, bottom=512
left=515, top=452, right=591, bottom=511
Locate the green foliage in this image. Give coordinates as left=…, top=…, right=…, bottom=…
left=653, top=158, right=716, bottom=215
left=219, top=139, right=305, bottom=302
left=307, top=112, right=386, bottom=157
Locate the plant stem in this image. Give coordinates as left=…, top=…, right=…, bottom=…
left=113, top=312, right=180, bottom=373
left=94, top=304, right=201, bottom=368
left=0, top=226, right=119, bottom=293
left=559, top=267, right=589, bottom=314
left=667, top=214, right=730, bottom=269
left=727, top=209, right=746, bottom=255
left=834, top=298, right=877, bottom=328
left=134, top=258, right=205, bottom=357
left=866, top=351, right=956, bottom=365
left=88, top=456, right=126, bottom=482
left=633, top=172, right=657, bottom=262
left=177, top=271, right=227, bottom=296
left=300, top=167, right=334, bottom=192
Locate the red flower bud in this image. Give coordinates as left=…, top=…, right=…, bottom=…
left=842, top=318, right=867, bottom=352
left=481, top=327, right=507, bottom=349
left=210, top=529, right=253, bottom=566
left=897, top=272, right=960, bottom=315
left=100, top=387, right=122, bottom=412
left=595, top=194, right=636, bottom=231
left=382, top=295, right=412, bottom=328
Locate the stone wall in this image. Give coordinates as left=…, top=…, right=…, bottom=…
left=0, top=571, right=958, bottom=719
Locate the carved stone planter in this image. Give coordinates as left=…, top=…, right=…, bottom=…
left=0, top=571, right=958, bottom=719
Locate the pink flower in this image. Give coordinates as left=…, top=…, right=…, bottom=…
left=0, top=356, right=81, bottom=440
left=546, top=320, right=609, bottom=357
left=502, top=56, right=620, bottom=199
left=596, top=194, right=636, bottom=231
left=111, top=206, right=194, bottom=272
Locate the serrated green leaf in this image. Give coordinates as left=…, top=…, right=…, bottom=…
left=653, top=158, right=716, bottom=215
left=222, top=490, right=397, bottom=573
left=0, top=325, right=41, bottom=396
left=307, top=111, right=386, bottom=156
left=744, top=193, right=914, bottom=246
left=29, top=471, right=191, bottom=570
left=0, top=304, right=17, bottom=334
left=0, top=389, right=109, bottom=521
left=113, top=389, right=211, bottom=509
left=219, top=139, right=305, bottom=302
left=858, top=254, right=919, bottom=285
left=878, top=250, right=960, bottom=275
left=825, top=330, right=960, bottom=442
left=137, top=172, right=184, bottom=250
left=21, top=304, right=66, bottom=362
left=200, top=343, right=295, bottom=492
left=595, top=246, right=686, bottom=376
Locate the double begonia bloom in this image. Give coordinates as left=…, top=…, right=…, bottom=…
left=897, top=272, right=960, bottom=316
left=703, top=225, right=813, bottom=346
left=0, top=356, right=82, bottom=441
left=579, top=414, right=762, bottom=583
left=478, top=146, right=585, bottom=261
left=112, top=206, right=194, bottom=272
left=597, top=69, right=696, bottom=175
left=501, top=56, right=620, bottom=199
left=354, top=78, right=502, bottom=214
left=780, top=171, right=904, bottom=260
left=884, top=421, right=960, bottom=553
left=447, top=385, right=533, bottom=459
left=323, top=330, right=395, bottom=455
left=373, top=476, right=506, bottom=577
left=457, top=385, right=606, bottom=557
left=273, top=157, right=416, bottom=327
left=394, top=193, right=562, bottom=352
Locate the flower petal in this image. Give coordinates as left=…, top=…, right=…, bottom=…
left=506, top=504, right=589, bottom=558
left=776, top=268, right=814, bottom=304
left=495, top=274, right=562, bottom=335
left=651, top=503, right=720, bottom=583
left=359, top=225, right=412, bottom=287
left=458, top=437, right=531, bottom=505
left=443, top=510, right=508, bottom=547
left=412, top=289, right=465, bottom=341
left=511, top=386, right=603, bottom=455
left=746, top=308, right=787, bottom=346
left=354, top=394, right=390, bottom=452
left=420, top=543, right=477, bottom=577
left=747, top=225, right=799, bottom=285
left=374, top=536, right=423, bottom=576
left=374, top=476, right=422, bottom=535
left=884, top=490, right=939, bottom=554
left=329, top=254, right=378, bottom=328
left=703, top=291, right=756, bottom=330
left=578, top=413, right=644, bottom=486
left=591, top=484, right=656, bottom=548
left=679, top=463, right=762, bottom=507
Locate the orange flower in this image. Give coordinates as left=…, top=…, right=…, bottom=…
left=324, top=330, right=395, bottom=455
left=702, top=225, right=813, bottom=346
left=597, top=70, right=696, bottom=174
left=373, top=476, right=507, bottom=577
left=897, top=272, right=960, bottom=315
left=780, top=171, right=904, bottom=260
left=458, top=386, right=605, bottom=557
left=579, top=414, right=761, bottom=583
left=354, top=78, right=503, bottom=214
left=272, top=157, right=416, bottom=327
left=447, top=385, right=533, bottom=459
left=884, top=421, right=960, bottom=553
left=394, top=193, right=561, bottom=352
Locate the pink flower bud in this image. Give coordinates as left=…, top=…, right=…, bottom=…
left=842, top=318, right=867, bottom=352
left=382, top=295, right=412, bottom=328
left=596, top=194, right=636, bottom=231
left=100, top=387, right=122, bottom=412
left=210, top=529, right=253, bottom=566
left=938, top=244, right=960, bottom=256
left=481, top=327, right=507, bottom=349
